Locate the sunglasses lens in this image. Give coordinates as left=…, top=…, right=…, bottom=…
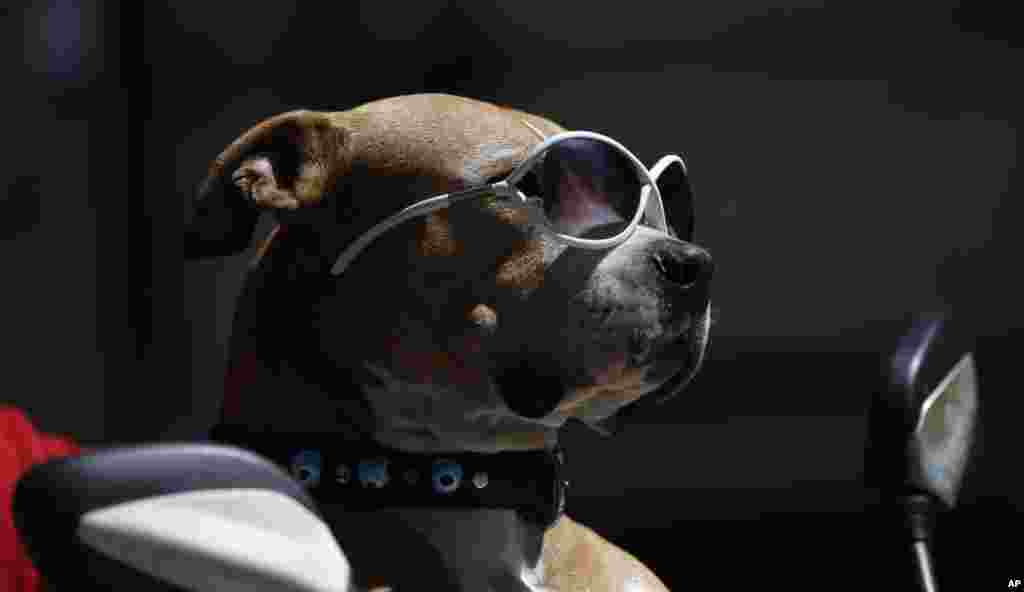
left=517, top=138, right=644, bottom=239
left=655, top=158, right=695, bottom=242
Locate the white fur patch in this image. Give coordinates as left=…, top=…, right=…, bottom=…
left=520, top=558, right=553, bottom=592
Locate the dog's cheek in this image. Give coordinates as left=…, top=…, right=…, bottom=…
left=416, top=210, right=461, bottom=259
left=493, top=237, right=547, bottom=297
left=380, top=333, right=491, bottom=387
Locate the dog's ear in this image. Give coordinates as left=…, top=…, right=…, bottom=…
left=185, top=110, right=347, bottom=260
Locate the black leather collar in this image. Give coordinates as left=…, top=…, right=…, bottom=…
left=209, top=425, right=568, bottom=529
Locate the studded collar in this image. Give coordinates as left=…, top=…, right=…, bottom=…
left=208, top=425, right=569, bottom=529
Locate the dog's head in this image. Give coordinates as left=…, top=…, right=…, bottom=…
left=193, top=94, right=713, bottom=452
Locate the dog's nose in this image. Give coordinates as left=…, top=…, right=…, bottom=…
left=649, top=242, right=713, bottom=291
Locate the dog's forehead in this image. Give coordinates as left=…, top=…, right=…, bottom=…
left=334, top=95, right=564, bottom=189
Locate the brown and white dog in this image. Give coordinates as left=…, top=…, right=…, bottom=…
left=186, top=94, right=713, bottom=591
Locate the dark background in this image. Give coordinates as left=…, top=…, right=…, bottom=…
left=4, top=1, right=1020, bottom=589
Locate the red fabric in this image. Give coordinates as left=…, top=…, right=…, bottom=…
left=0, top=407, right=81, bottom=592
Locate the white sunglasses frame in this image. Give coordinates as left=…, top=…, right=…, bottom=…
left=330, top=131, right=690, bottom=276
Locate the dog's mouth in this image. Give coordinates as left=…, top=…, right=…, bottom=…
left=493, top=302, right=713, bottom=423
left=644, top=302, right=713, bottom=402
left=576, top=303, right=713, bottom=435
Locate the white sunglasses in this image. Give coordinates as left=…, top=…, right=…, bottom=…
left=331, top=131, right=694, bottom=276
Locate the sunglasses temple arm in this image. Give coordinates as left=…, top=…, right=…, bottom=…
left=330, top=185, right=497, bottom=275
left=642, top=185, right=669, bottom=233
left=646, top=155, right=692, bottom=234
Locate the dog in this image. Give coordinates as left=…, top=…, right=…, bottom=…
left=186, top=94, right=713, bottom=591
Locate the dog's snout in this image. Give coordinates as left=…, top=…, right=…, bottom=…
left=649, top=244, right=712, bottom=291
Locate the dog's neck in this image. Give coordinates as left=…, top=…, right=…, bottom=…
left=213, top=414, right=558, bottom=591
left=217, top=367, right=562, bottom=591
left=316, top=411, right=559, bottom=591
left=328, top=504, right=550, bottom=592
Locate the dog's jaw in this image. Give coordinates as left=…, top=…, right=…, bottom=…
left=354, top=304, right=707, bottom=454
left=359, top=361, right=565, bottom=454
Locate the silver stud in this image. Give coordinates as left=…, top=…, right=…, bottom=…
left=472, top=472, right=489, bottom=489
left=336, top=464, right=352, bottom=485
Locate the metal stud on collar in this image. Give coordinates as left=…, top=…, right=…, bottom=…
left=335, top=463, right=352, bottom=485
